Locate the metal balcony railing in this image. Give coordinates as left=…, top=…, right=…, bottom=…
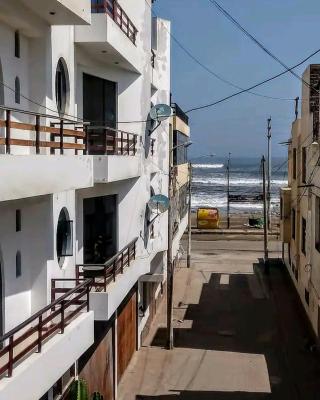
left=86, top=126, right=138, bottom=156
left=76, top=237, right=138, bottom=292
left=171, top=103, right=189, bottom=126
left=0, top=106, right=86, bottom=155
left=91, top=0, right=138, bottom=44
left=0, top=279, right=92, bottom=379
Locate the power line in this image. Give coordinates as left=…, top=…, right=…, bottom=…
left=185, top=47, right=320, bottom=113
left=168, top=30, right=295, bottom=102
left=207, top=0, right=318, bottom=94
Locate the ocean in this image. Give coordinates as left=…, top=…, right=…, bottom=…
left=191, top=156, right=288, bottom=215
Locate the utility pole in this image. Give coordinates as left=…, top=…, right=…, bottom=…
left=227, top=152, right=231, bottom=229
left=267, top=117, right=272, bottom=232
left=166, top=164, right=174, bottom=349
left=295, top=97, right=299, bottom=120
left=187, top=162, right=192, bottom=268
left=262, top=155, right=269, bottom=273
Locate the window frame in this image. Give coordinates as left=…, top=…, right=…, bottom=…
left=55, top=58, right=68, bottom=116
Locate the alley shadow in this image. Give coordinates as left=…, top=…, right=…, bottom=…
left=136, top=391, right=270, bottom=399
left=149, top=258, right=320, bottom=398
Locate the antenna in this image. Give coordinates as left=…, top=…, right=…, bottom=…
left=149, top=104, right=172, bottom=135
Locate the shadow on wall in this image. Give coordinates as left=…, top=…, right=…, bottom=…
left=136, top=391, right=271, bottom=399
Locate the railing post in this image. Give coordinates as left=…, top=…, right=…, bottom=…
left=84, top=126, right=89, bottom=155
left=5, top=110, right=11, bottom=154
left=51, top=280, right=55, bottom=304
left=59, top=120, right=64, bottom=155
left=74, top=127, right=78, bottom=156
left=113, top=261, right=116, bottom=282
left=133, top=135, right=137, bottom=155
left=120, top=131, right=123, bottom=155
left=38, top=315, right=42, bottom=353
left=133, top=242, right=136, bottom=259
left=35, top=115, right=40, bottom=154
left=50, top=122, right=55, bottom=155
left=128, top=247, right=130, bottom=266
left=60, top=301, right=65, bottom=334
left=127, top=133, right=130, bottom=155
left=8, top=335, right=13, bottom=377
left=86, top=283, right=90, bottom=312
left=121, top=252, right=124, bottom=274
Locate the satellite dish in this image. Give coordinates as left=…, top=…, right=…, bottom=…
left=147, top=194, right=170, bottom=214
left=150, top=104, right=172, bottom=122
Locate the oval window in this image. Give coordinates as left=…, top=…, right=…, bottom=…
left=56, top=208, right=73, bottom=266
left=55, top=58, right=68, bottom=116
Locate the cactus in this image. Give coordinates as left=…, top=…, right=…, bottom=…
left=92, top=392, right=104, bottom=400
left=70, top=379, right=89, bottom=400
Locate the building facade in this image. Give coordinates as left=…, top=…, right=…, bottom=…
left=0, top=1, right=188, bottom=399
left=281, top=64, right=320, bottom=339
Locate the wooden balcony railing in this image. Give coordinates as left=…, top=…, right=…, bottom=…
left=76, top=237, right=138, bottom=292
left=0, top=279, right=92, bottom=379
left=0, top=106, right=86, bottom=155
left=87, top=126, right=138, bottom=156
left=91, top=0, right=138, bottom=44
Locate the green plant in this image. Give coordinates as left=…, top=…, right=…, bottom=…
left=70, top=379, right=89, bottom=400
left=92, top=392, right=104, bottom=400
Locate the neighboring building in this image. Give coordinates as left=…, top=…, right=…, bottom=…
left=281, top=64, right=320, bottom=338
left=0, top=1, right=187, bottom=399
left=170, top=103, right=191, bottom=259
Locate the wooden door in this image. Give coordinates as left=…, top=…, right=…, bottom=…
left=79, top=323, right=114, bottom=400
left=117, top=290, right=137, bottom=383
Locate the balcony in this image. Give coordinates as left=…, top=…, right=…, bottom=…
left=73, top=238, right=144, bottom=320
left=0, top=0, right=91, bottom=36
left=0, top=280, right=94, bottom=400
left=75, top=1, right=142, bottom=73
left=88, top=127, right=141, bottom=182
left=0, top=106, right=93, bottom=201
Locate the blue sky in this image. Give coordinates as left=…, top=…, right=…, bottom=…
left=153, top=0, right=320, bottom=159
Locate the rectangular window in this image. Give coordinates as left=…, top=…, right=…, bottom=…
left=316, top=197, right=320, bottom=252
left=16, top=251, right=21, bottom=278
left=173, top=130, right=188, bottom=165
left=16, top=209, right=21, bottom=232
left=302, top=217, right=306, bottom=255
left=292, top=148, right=297, bottom=180
left=291, top=208, right=296, bottom=240
left=302, top=147, right=307, bottom=183
left=14, top=31, right=20, bottom=58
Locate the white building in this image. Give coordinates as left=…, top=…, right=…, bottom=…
left=0, top=1, right=189, bottom=399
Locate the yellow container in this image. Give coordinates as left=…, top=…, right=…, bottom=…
left=197, top=207, right=220, bottom=229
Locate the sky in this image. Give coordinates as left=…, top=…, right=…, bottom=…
left=153, top=0, right=320, bottom=159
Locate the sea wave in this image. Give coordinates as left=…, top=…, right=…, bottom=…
left=192, top=163, right=224, bottom=169
left=193, top=177, right=288, bottom=186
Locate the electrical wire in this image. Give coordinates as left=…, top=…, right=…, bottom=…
left=207, top=0, right=319, bottom=94
left=185, top=47, right=320, bottom=113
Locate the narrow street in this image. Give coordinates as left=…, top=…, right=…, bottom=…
left=118, top=239, right=320, bottom=400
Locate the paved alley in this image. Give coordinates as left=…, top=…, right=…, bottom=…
left=118, top=239, right=320, bottom=400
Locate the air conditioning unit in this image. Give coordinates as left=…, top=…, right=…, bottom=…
left=280, top=187, right=292, bottom=243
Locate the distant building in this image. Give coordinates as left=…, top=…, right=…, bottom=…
left=0, top=1, right=188, bottom=399
left=281, top=64, right=320, bottom=338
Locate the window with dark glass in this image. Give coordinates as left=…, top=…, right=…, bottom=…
left=14, top=31, right=20, bottom=58
left=291, top=208, right=296, bottom=240
left=55, top=58, right=68, bottom=115
left=16, top=209, right=21, bottom=232
left=15, top=77, right=20, bottom=104
left=16, top=251, right=21, bottom=278
left=302, top=217, right=306, bottom=255
left=292, top=148, right=297, bottom=180
left=56, top=208, right=73, bottom=262
left=173, top=130, right=188, bottom=165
